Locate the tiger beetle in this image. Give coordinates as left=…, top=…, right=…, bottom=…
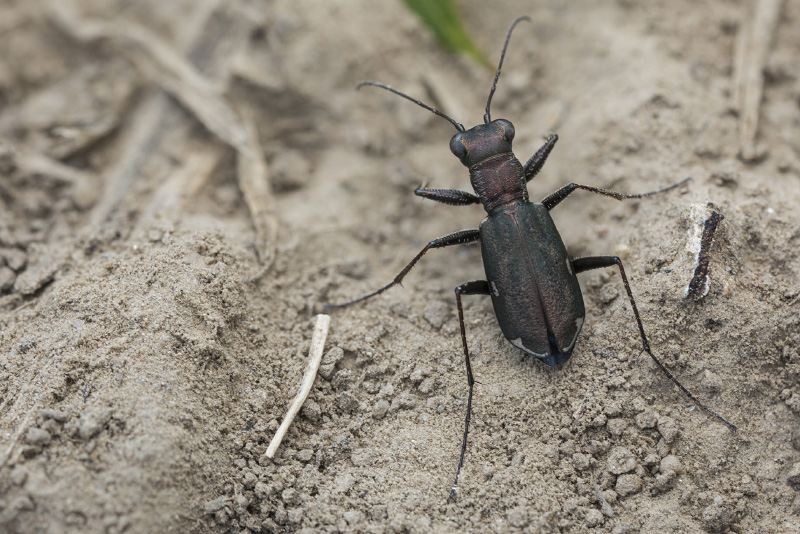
left=328, top=16, right=736, bottom=500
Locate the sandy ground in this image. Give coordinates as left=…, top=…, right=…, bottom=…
left=1, top=0, right=799, bottom=533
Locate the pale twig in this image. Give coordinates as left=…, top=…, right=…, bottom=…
left=10, top=143, right=101, bottom=209
left=733, top=0, right=784, bottom=161
left=132, top=146, right=223, bottom=239
left=238, top=104, right=279, bottom=277
left=43, top=0, right=232, bottom=227
left=265, top=315, right=331, bottom=459
left=45, top=1, right=249, bottom=157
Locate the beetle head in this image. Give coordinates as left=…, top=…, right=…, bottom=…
left=449, top=119, right=515, bottom=167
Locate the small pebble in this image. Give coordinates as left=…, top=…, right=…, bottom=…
left=615, top=474, right=642, bottom=497
left=606, top=418, right=627, bottom=436
left=390, top=392, right=416, bottom=411
left=660, top=455, right=684, bottom=475
left=372, top=399, right=390, bottom=420
left=254, top=482, right=270, bottom=499
left=701, top=370, right=724, bottom=394
left=572, top=453, right=591, bottom=471
left=657, top=416, right=679, bottom=443
left=409, top=365, right=429, bottom=383
left=40, top=409, right=69, bottom=423
left=635, top=410, right=658, bottom=429
left=418, top=376, right=435, bottom=394
left=607, top=446, right=637, bottom=475
left=585, top=508, right=604, bottom=527
left=336, top=392, right=358, bottom=413
left=25, top=427, right=51, bottom=446
left=203, top=496, right=227, bottom=514
left=10, top=467, right=27, bottom=486
left=656, top=438, right=671, bottom=457
left=296, top=449, right=314, bottom=463
left=281, top=488, right=300, bottom=506
left=343, top=510, right=365, bottom=525
left=0, top=248, right=27, bottom=271
left=654, top=470, right=676, bottom=493
left=643, top=453, right=660, bottom=467
left=0, top=266, right=15, bottom=291
left=233, top=493, right=249, bottom=514
left=336, top=473, right=355, bottom=494
left=319, top=347, right=344, bottom=381
left=507, top=506, right=530, bottom=528
left=604, top=401, right=622, bottom=417
left=78, top=408, right=111, bottom=440
left=287, top=507, right=304, bottom=524
left=301, top=400, right=321, bottom=423
left=701, top=499, right=734, bottom=532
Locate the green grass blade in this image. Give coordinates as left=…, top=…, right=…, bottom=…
left=401, top=0, right=491, bottom=68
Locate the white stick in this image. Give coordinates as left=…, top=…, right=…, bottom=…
left=265, top=314, right=331, bottom=459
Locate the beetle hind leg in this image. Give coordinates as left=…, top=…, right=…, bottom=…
left=450, top=280, right=491, bottom=501
left=572, top=256, right=736, bottom=430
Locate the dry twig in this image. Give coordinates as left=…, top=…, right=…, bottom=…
left=238, top=106, right=279, bottom=277
left=47, top=1, right=278, bottom=269
left=733, top=0, right=784, bottom=161
left=265, top=314, right=331, bottom=459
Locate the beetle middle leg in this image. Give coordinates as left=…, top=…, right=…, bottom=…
left=326, top=229, right=480, bottom=308
left=572, top=256, right=736, bottom=429
left=451, top=280, right=491, bottom=501
left=541, top=177, right=690, bottom=211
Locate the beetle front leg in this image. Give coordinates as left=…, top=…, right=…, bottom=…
left=524, top=134, right=558, bottom=182
left=326, top=229, right=480, bottom=308
left=450, top=280, right=491, bottom=501
left=541, top=177, right=690, bottom=211
left=572, top=256, right=736, bottom=430
left=415, top=187, right=480, bottom=206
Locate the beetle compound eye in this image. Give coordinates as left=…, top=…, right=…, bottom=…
left=496, top=119, right=515, bottom=141
left=449, top=133, right=468, bottom=159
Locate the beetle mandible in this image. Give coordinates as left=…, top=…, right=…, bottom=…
left=329, top=16, right=735, bottom=500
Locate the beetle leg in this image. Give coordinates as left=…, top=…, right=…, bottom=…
left=541, top=177, right=690, bottom=211
left=523, top=134, right=558, bottom=182
left=415, top=187, right=480, bottom=206
left=326, top=229, right=480, bottom=308
left=572, top=256, right=736, bottom=430
left=451, top=280, right=491, bottom=501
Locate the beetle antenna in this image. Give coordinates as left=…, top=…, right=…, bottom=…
left=357, top=81, right=465, bottom=132
left=484, top=15, right=531, bottom=124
